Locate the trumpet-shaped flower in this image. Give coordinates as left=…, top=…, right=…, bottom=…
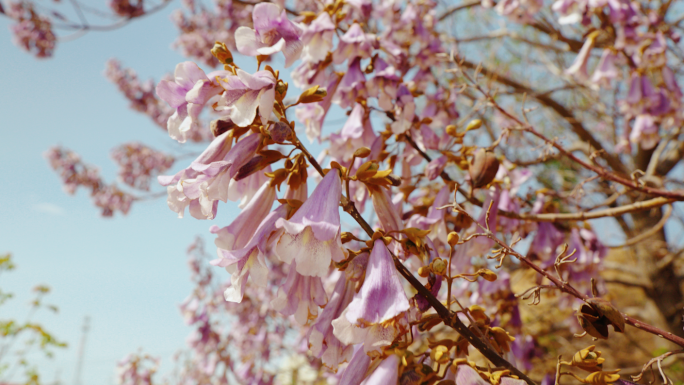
left=211, top=202, right=289, bottom=303
left=162, top=133, right=261, bottom=219
left=308, top=275, right=356, bottom=370
left=156, top=62, right=226, bottom=143
left=275, top=170, right=344, bottom=277
left=272, top=261, right=328, bottom=325
left=300, top=12, right=335, bottom=63
left=216, top=70, right=276, bottom=127
left=331, top=240, right=410, bottom=354
left=235, top=3, right=303, bottom=67
left=333, top=23, right=376, bottom=64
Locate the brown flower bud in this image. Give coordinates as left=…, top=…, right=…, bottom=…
left=446, top=125, right=458, bottom=136
left=447, top=232, right=460, bottom=246
left=418, top=266, right=431, bottom=278
left=341, top=232, right=354, bottom=244
left=210, top=119, right=237, bottom=137
left=297, top=85, right=327, bottom=104
left=353, top=147, right=371, bottom=158
left=211, top=41, right=233, bottom=65
left=469, top=149, right=499, bottom=188
left=477, top=268, right=498, bottom=282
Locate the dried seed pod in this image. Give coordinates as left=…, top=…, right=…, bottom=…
left=577, top=303, right=609, bottom=339
left=586, top=298, right=625, bottom=333
left=469, top=149, right=499, bottom=188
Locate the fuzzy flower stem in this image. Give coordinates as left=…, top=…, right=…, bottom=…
left=294, top=138, right=538, bottom=385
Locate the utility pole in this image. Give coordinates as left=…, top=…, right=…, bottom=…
left=73, top=316, right=90, bottom=385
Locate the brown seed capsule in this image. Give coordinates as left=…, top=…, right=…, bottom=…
left=586, top=298, right=625, bottom=333
left=469, top=149, right=499, bottom=188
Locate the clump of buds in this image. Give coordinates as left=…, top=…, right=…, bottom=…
left=469, top=148, right=499, bottom=188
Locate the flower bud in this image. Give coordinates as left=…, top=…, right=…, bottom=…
left=430, top=345, right=451, bottom=364
left=297, top=85, right=328, bottom=104
left=353, top=147, right=371, bottom=158
left=210, top=119, right=237, bottom=137
left=572, top=345, right=605, bottom=372
left=269, top=121, right=292, bottom=144
left=465, top=119, right=483, bottom=131
left=341, top=232, right=354, bottom=244
left=469, top=149, right=499, bottom=188
left=211, top=41, right=233, bottom=65
left=418, top=266, right=431, bottom=278
left=477, top=268, right=498, bottom=282
left=446, top=125, right=458, bottom=136
left=431, top=258, right=447, bottom=276
left=447, top=232, right=460, bottom=246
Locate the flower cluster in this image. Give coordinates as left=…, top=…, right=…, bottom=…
left=5, top=1, right=56, bottom=58
left=111, top=142, right=175, bottom=191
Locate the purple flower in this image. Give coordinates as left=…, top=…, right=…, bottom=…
left=344, top=239, right=410, bottom=325
left=338, top=345, right=371, bottom=385
left=275, top=170, right=344, bottom=277
left=329, top=103, right=377, bottom=162
left=333, top=23, right=376, bottom=64
left=301, top=12, right=335, bottom=63
left=234, top=3, right=303, bottom=67
left=359, top=354, right=400, bottom=384
left=209, top=182, right=277, bottom=302
left=367, top=58, right=400, bottom=110
left=591, top=49, right=618, bottom=86
left=565, top=31, right=598, bottom=81
left=159, top=133, right=260, bottom=219
left=630, top=114, right=659, bottom=149
left=271, top=261, right=328, bottom=325
left=308, top=275, right=355, bottom=370
left=216, top=70, right=276, bottom=127
left=390, top=84, right=416, bottom=134
left=156, top=62, right=224, bottom=143
left=333, top=58, right=367, bottom=109
left=426, top=155, right=448, bottom=181
left=332, top=243, right=412, bottom=354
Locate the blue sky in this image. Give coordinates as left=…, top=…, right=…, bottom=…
left=0, top=2, right=241, bottom=382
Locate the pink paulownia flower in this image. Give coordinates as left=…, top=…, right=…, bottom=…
left=234, top=3, right=303, bottom=67
left=275, top=169, right=345, bottom=277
